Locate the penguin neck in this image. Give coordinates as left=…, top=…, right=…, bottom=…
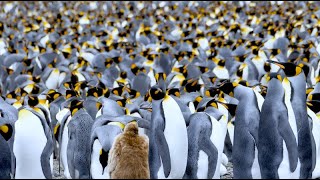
left=287, top=73, right=306, bottom=103
left=234, top=85, right=254, bottom=101
left=266, top=79, right=285, bottom=100
left=282, top=77, right=292, bottom=102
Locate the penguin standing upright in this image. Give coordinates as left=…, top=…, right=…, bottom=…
left=183, top=111, right=219, bottom=179
left=223, top=82, right=262, bottom=179
left=306, top=100, right=320, bottom=179
left=268, top=60, right=313, bottom=178
left=148, top=85, right=188, bottom=179
left=258, top=73, right=299, bottom=179
left=0, top=97, right=18, bottom=179
left=65, top=99, right=94, bottom=179
left=13, top=96, right=53, bottom=179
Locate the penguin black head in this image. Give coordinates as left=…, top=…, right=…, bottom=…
left=0, top=123, right=13, bottom=141
left=198, top=66, right=209, bottom=73
left=155, top=72, right=167, bottom=82
left=306, top=100, right=320, bottom=114
left=87, top=87, right=103, bottom=98
left=193, top=96, right=203, bottom=109
left=103, top=88, right=110, bottom=98
left=105, top=58, right=114, bottom=68
left=298, top=63, right=310, bottom=78
left=120, top=71, right=127, bottom=79
left=267, top=72, right=283, bottom=82
left=66, top=90, right=79, bottom=99
left=267, top=60, right=302, bottom=77
left=184, top=79, right=203, bottom=93
left=205, top=87, right=221, bottom=98
left=68, top=99, right=84, bottom=116
left=264, top=62, right=271, bottom=73
left=28, top=95, right=39, bottom=107
left=238, top=80, right=250, bottom=87
left=234, top=54, right=248, bottom=63
left=217, top=81, right=238, bottom=97
left=112, top=86, right=124, bottom=97
left=47, top=90, right=62, bottom=103
left=205, top=99, right=218, bottom=109
left=116, top=98, right=127, bottom=107
left=167, top=88, right=180, bottom=98
left=131, top=63, right=140, bottom=75
left=149, top=86, right=165, bottom=101
left=125, top=88, right=140, bottom=99
left=308, top=93, right=320, bottom=101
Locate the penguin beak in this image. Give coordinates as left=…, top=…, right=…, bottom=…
left=267, top=60, right=285, bottom=69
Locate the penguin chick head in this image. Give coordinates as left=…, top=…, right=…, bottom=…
left=124, top=121, right=139, bottom=136
left=149, top=86, right=165, bottom=101
left=267, top=60, right=302, bottom=77
left=68, top=99, right=84, bottom=116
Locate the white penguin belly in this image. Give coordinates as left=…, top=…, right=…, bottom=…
left=208, top=114, right=228, bottom=179
left=279, top=80, right=300, bottom=178
left=197, top=150, right=209, bottom=179
left=251, top=146, right=261, bottom=179
left=91, top=140, right=109, bottom=179
left=13, top=109, right=48, bottom=179
left=46, top=69, right=60, bottom=89
left=213, top=67, right=229, bottom=79
left=58, top=72, right=66, bottom=87
left=278, top=141, right=301, bottom=179
left=160, top=96, right=188, bottom=179
left=308, top=108, right=320, bottom=179
left=96, top=109, right=102, bottom=118
left=227, top=118, right=235, bottom=145
left=61, top=116, right=72, bottom=179
left=148, top=70, right=157, bottom=87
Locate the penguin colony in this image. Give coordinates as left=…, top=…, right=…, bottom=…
left=0, top=1, right=320, bottom=179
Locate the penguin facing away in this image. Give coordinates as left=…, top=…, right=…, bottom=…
left=268, top=60, right=312, bottom=179
left=258, top=74, right=299, bottom=179
left=183, top=112, right=218, bottom=179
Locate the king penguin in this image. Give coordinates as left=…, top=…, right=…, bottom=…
left=268, top=60, right=312, bottom=178
left=148, top=85, right=188, bottom=179
left=60, top=99, right=94, bottom=179
left=258, top=73, right=299, bottom=179
left=218, top=81, right=262, bottom=179
left=183, top=112, right=218, bottom=179
left=13, top=95, right=53, bottom=179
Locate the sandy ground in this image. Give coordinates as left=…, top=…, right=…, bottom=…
left=52, top=159, right=234, bottom=179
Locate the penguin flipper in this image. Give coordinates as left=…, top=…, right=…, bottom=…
left=310, top=120, right=316, bottom=173
left=156, top=129, right=171, bottom=178
left=278, top=113, right=298, bottom=173
left=200, top=137, right=218, bottom=179
left=31, top=110, right=54, bottom=179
